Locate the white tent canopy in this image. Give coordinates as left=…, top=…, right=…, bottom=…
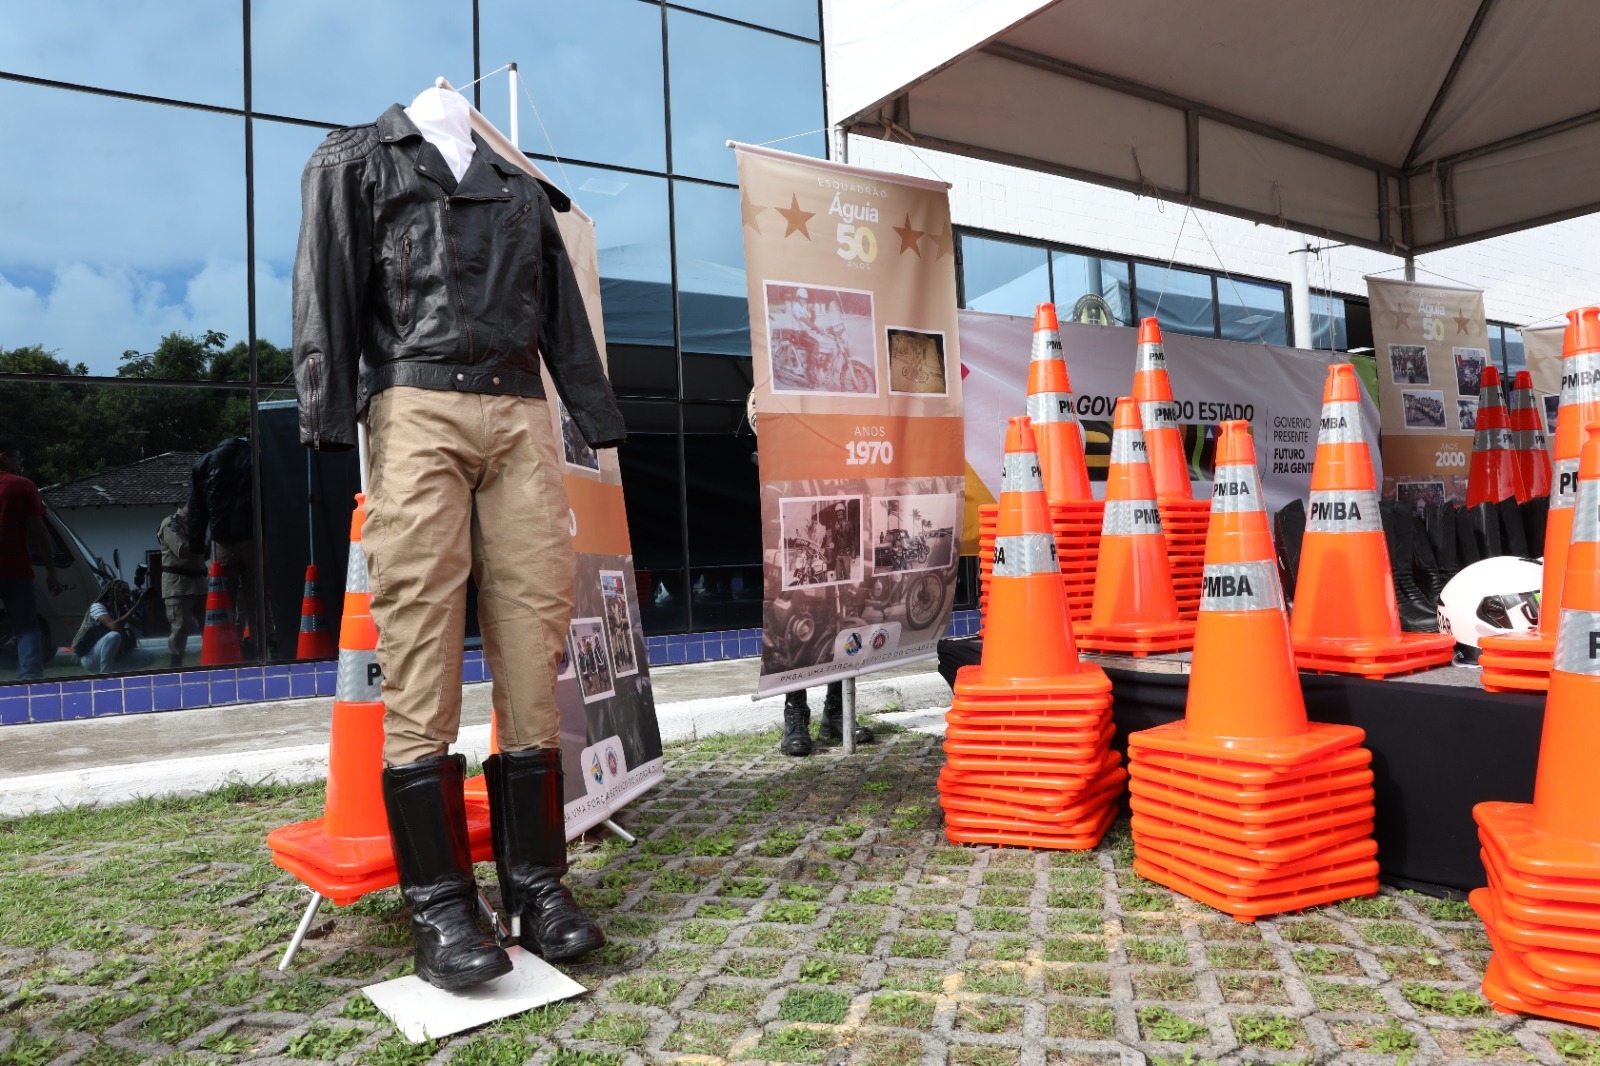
left=835, top=0, right=1600, bottom=255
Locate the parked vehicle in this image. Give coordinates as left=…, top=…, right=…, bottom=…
left=0, top=508, right=106, bottom=670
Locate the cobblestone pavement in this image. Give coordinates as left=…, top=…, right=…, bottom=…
left=0, top=723, right=1595, bottom=1066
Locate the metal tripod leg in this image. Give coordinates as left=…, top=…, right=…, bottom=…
left=278, top=891, right=326, bottom=971
left=602, top=819, right=637, bottom=847
left=477, top=890, right=511, bottom=944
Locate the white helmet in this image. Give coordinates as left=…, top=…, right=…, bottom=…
left=1437, top=556, right=1543, bottom=661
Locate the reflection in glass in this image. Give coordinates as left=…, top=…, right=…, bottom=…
left=685, top=405, right=761, bottom=630
left=251, top=0, right=473, bottom=125
left=617, top=401, right=687, bottom=633
left=1053, top=251, right=1131, bottom=325
left=1311, top=294, right=1348, bottom=350
left=671, top=0, right=820, bottom=39
left=1488, top=326, right=1505, bottom=373
left=0, top=82, right=247, bottom=379
left=960, top=236, right=1049, bottom=317
left=674, top=181, right=751, bottom=356
left=1134, top=264, right=1215, bottom=338
left=667, top=9, right=825, bottom=183
left=1218, top=278, right=1288, bottom=345
left=253, top=120, right=337, bottom=373
left=0, top=1, right=243, bottom=108
left=479, top=0, right=665, bottom=171
left=563, top=165, right=674, bottom=347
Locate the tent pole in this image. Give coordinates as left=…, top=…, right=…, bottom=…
left=1404, top=255, right=1416, bottom=282
left=1289, top=236, right=1313, bottom=348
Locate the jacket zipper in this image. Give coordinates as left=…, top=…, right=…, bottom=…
left=306, top=354, right=323, bottom=449
left=443, top=200, right=475, bottom=360
left=398, top=236, right=413, bottom=325
left=503, top=201, right=533, bottom=228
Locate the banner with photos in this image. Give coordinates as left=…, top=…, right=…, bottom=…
left=734, top=144, right=964, bottom=698
left=1366, top=276, right=1489, bottom=507
left=470, top=111, right=663, bottom=836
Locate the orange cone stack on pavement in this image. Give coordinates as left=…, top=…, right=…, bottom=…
left=1466, top=365, right=1527, bottom=510
left=1290, top=364, right=1454, bottom=677
left=1127, top=421, right=1379, bottom=921
left=1481, top=307, right=1600, bottom=692
left=199, top=559, right=243, bottom=666
left=1510, top=371, right=1553, bottom=501
left=1473, top=427, right=1600, bottom=1026
left=1077, top=397, right=1194, bottom=655
left=941, top=416, right=1124, bottom=850
left=295, top=564, right=336, bottom=660
left=1133, top=317, right=1209, bottom=619
left=268, top=494, right=492, bottom=905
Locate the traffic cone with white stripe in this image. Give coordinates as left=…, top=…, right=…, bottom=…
left=1290, top=364, right=1454, bottom=677
left=1134, top=318, right=1192, bottom=501
left=1027, top=302, right=1093, bottom=503
left=1127, top=421, right=1379, bottom=920
left=1475, top=427, right=1600, bottom=1025
left=1481, top=307, right=1600, bottom=692
left=199, top=559, right=242, bottom=665
left=1077, top=397, right=1194, bottom=655
left=1467, top=366, right=1527, bottom=509
left=1510, top=371, right=1553, bottom=501
left=295, top=564, right=336, bottom=660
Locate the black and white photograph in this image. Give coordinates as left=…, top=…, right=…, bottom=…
left=872, top=493, right=957, bottom=573
left=765, top=281, right=879, bottom=396
left=1388, top=344, right=1431, bottom=385
left=598, top=569, right=639, bottom=678
left=1454, top=347, right=1487, bottom=397
left=1546, top=393, right=1561, bottom=434
left=886, top=327, right=948, bottom=396
left=1402, top=389, right=1448, bottom=429
left=1397, top=480, right=1448, bottom=512
left=557, top=635, right=575, bottom=681
left=1458, top=397, right=1479, bottom=431
left=570, top=617, right=615, bottom=704
left=559, top=396, right=600, bottom=471
left=779, top=495, right=864, bottom=590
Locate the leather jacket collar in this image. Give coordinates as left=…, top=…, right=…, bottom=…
left=372, top=104, right=571, bottom=209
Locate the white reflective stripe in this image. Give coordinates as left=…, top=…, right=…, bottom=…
left=1510, top=390, right=1538, bottom=411
left=1110, top=427, right=1150, bottom=466
left=992, top=533, right=1058, bottom=577
left=1140, top=399, right=1178, bottom=431
left=1316, top=402, right=1364, bottom=446
left=345, top=539, right=371, bottom=594
left=1030, top=329, right=1064, bottom=363
left=1563, top=350, right=1600, bottom=407
left=1102, top=499, right=1164, bottom=537
left=1479, top=384, right=1506, bottom=410
left=1555, top=457, right=1581, bottom=510
left=1211, top=467, right=1265, bottom=513
left=336, top=647, right=384, bottom=701
left=1027, top=391, right=1080, bottom=425
left=1201, top=560, right=1284, bottom=613
left=1474, top=427, right=1515, bottom=452
left=204, top=608, right=230, bottom=625
left=1001, top=452, right=1045, bottom=493
left=1306, top=488, right=1383, bottom=533
left=1553, top=609, right=1600, bottom=676
left=1136, top=342, right=1167, bottom=372
left=1513, top=429, right=1548, bottom=451
left=1573, top=477, right=1600, bottom=544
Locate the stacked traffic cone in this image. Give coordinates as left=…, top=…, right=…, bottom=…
left=1127, top=421, right=1380, bottom=921
left=199, top=559, right=242, bottom=665
left=978, top=499, right=1105, bottom=627
left=1077, top=397, right=1194, bottom=655
left=940, top=417, right=1124, bottom=850
left=1466, top=365, right=1527, bottom=509
left=267, top=494, right=492, bottom=905
left=295, top=564, right=336, bottom=660
left=1134, top=318, right=1209, bottom=620
left=1473, top=428, right=1600, bottom=1026
left=1510, top=371, right=1553, bottom=501
left=1481, top=307, right=1600, bottom=692
left=1290, top=364, right=1454, bottom=677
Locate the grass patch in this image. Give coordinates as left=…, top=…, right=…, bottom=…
left=891, top=933, right=950, bottom=959
left=1310, top=979, right=1385, bottom=1013
left=1139, top=1006, right=1208, bottom=1042
left=286, top=1024, right=366, bottom=1060
left=1339, top=895, right=1403, bottom=919
left=1233, top=1013, right=1306, bottom=1051
left=870, top=991, right=934, bottom=1028
left=1045, top=937, right=1108, bottom=963
left=1402, top=983, right=1492, bottom=1017
left=1045, top=966, right=1110, bottom=996
left=1219, top=974, right=1286, bottom=1005
left=609, top=974, right=684, bottom=1007
left=1133, top=969, right=1197, bottom=1001
left=663, top=1018, right=741, bottom=1058
left=1206, top=944, right=1276, bottom=969
left=1277, top=917, right=1342, bottom=943
left=1361, top=922, right=1433, bottom=947
left=572, top=1012, right=650, bottom=1047
left=763, top=900, right=821, bottom=925
left=1048, top=1004, right=1115, bottom=1039
left=720, top=952, right=786, bottom=979
left=973, top=908, right=1028, bottom=932
left=741, top=1026, right=834, bottom=1063
left=1127, top=938, right=1188, bottom=966
left=956, top=1001, right=1022, bottom=1034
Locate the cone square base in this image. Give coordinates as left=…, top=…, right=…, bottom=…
left=1133, top=850, right=1378, bottom=920
left=937, top=760, right=1123, bottom=812
left=1135, top=835, right=1378, bottom=897
left=1292, top=632, right=1455, bottom=678
left=953, top=663, right=1112, bottom=699
left=268, top=810, right=493, bottom=904
left=941, top=750, right=1122, bottom=794
left=947, top=706, right=1111, bottom=730
left=943, top=798, right=1118, bottom=851
left=1128, top=719, right=1366, bottom=767
left=1129, top=776, right=1375, bottom=825
left=945, top=718, right=1113, bottom=745
left=1131, top=750, right=1372, bottom=805
left=1475, top=882, right=1600, bottom=955
left=1480, top=662, right=1553, bottom=693
left=1077, top=620, right=1196, bottom=656
left=1477, top=900, right=1600, bottom=1010
left=1481, top=953, right=1600, bottom=1027
left=1481, top=630, right=1556, bottom=656
left=1476, top=802, right=1600, bottom=882
left=940, top=765, right=1127, bottom=826
left=1131, top=744, right=1371, bottom=788
left=945, top=721, right=1116, bottom=762
left=1130, top=805, right=1376, bottom=863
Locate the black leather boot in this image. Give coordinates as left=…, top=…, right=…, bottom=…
left=818, top=682, right=875, bottom=744
left=485, top=748, right=606, bottom=961
left=382, top=754, right=512, bottom=990
left=781, top=691, right=813, bottom=756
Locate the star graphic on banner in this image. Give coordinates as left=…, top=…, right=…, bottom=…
left=1392, top=309, right=1412, bottom=330
left=776, top=194, right=814, bottom=239
left=893, top=213, right=926, bottom=256
left=928, top=225, right=955, bottom=259
left=1454, top=309, right=1474, bottom=334
left=740, top=190, right=768, bottom=231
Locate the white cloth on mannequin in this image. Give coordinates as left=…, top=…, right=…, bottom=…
left=405, top=86, right=475, bottom=182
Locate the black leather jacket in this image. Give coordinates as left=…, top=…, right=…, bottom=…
left=188, top=438, right=254, bottom=548
left=291, top=104, right=626, bottom=452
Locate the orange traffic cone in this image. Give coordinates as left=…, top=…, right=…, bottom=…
left=199, top=559, right=242, bottom=665
left=1077, top=397, right=1194, bottom=655
left=1466, top=365, right=1527, bottom=509
left=1474, top=427, right=1600, bottom=1025
left=941, top=416, right=1123, bottom=850
left=1027, top=302, right=1093, bottom=503
left=1481, top=307, right=1600, bottom=692
left=1510, top=370, right=1553, bottom=501
left=267, top=494, right=493, bottom=907
left=1133, top=318, right=1192, bottom=501
left=1290, top=364, right=1454, bottom=677
left=1127, top=421, right=1379, bottom=920
left=295, top=564, right=336, bottom=660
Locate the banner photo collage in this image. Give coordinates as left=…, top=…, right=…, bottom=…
left=734, top=144, right=965, bottom=698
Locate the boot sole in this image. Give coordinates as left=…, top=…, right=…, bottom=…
left=526, top=931, right=607, bottom=962
left=418, top=953, right=514, bottom=991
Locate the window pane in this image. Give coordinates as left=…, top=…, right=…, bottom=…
left=1218, top=278, right=1287, bottom=345
left=960, top=236, right=1049, bottom=317
left=684, top=405, right=761, bottom=631
left=1504, top=330, right=1527, bottom=377
left=252, top=120, right=335, bottom=371
left=1310, top=294, right=1348, bottom=350
left=0, top=83, right=246, bottom=379
left=0, top=1, right=242, bottom=108
left=1489, top=325, right=1506, bottom=374
left=479, top=0, right=665, bottom=171
left=1134, top=264, right=1215, bottom=338
left=672, top=0, right=820, bottom=39
left=667, top=10, right=825, bottom=183
left=252, top=0, right=473, bottom=125
left=617, top=401, right=687, bottom=633
left=1052, top=251, right=1131, bottom=325
left=674, top=181, right=751, bottom=357
left=564, top=165, right=675, bottom=348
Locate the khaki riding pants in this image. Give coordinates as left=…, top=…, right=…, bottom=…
left=364, top=387, right=575, bottom=766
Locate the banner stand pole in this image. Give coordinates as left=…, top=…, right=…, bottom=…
left=277, top=890, right=326, bottom=971
left=601, top=819, right=637, bottom=847
left=841, top=678, right=857, bottom=756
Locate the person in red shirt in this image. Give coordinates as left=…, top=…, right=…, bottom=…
left=0, top=440, right=62, bottom=680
